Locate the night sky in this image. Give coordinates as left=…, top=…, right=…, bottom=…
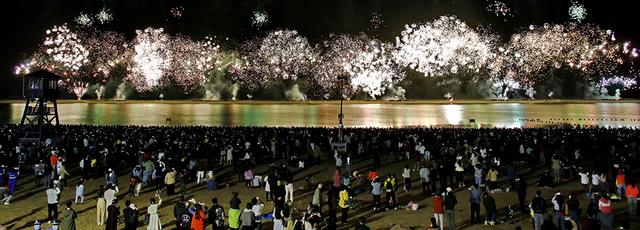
left=0, top=0, right=637, bottom=98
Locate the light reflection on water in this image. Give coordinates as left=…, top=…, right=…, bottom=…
left=0, top=102, right=639, bottom=128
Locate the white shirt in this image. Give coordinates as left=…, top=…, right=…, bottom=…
left=402, top=168, right=410, bottom=178
left=591, top=174, right=600, bottom=185
left=579, top=172, right=589, bottom=185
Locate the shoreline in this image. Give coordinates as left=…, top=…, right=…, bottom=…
left=1, top=99, right=639, bottom=105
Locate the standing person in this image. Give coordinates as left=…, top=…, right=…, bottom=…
left=128, top=175, right=141, bottom=197
left=58, top=163, right=71, bottom=189
left=530, top=190, right=547, bottom=230
left=468, top=184, right=481, bottom=224
left=371, top=177, right=382, bottom=211
left=46, top=183, right=61, bottom=223
left=551, top=155, right=561, bottom=182
left=486, top=167, right=499, bottom=193
left=244, top=168, right=254, bottom=188
left=191, top=204, right=206, bottom=230
left=264, top=174, right=272, bottom=201
left=551, top=192, right=564, bottom=230
left=338, top=187, right=350, bottom=224
left=229, top=192, right=242, bottom=230
left=165, top=168, right=176, bottom=196
left=196, top=159, right=206, bottom=185
left=251, top=197, right=265, bottom=229
left=578, top=169, right=590, bottom=196
left=273, top=205, right=285, bottom=230
left=615, top=169, right=626, bottom=198
left=147, top=194, right=163, bottom=230
left=274, top=180, right=286, bottom=208
left=105, top=199, right=120, bottom=230
left=240, top=203, right=255, bottom=230
left=566, top=193, right=580, bottom=224
left=598, top=195, right=613, bottom=230
left=312, top=183, right=323, bottom=212
left=514, top=177, right=527, bottom=213
left=123, top=200, right=139, bottom=230
left=482, top=192, right=497, bottom=225
left=402, top=165, right=412, bottom=192
left=590, top=171, right=601, bottom=194
left=419, top=164, right=430, bottom=195
left=454, top=160, right=465, bottom=188
left=443, top=187, right=457, bottom=230
left=208, top=198, right=225, bottom=230
left=174, top=196, right=189, bottom=230
left=60, top=201, right=77, bottom=230
left=75, top=180, right=84, bottom=204
left=103, top=184, right=117, bottom=209
left=96, top=185, right=107, bottom=225
left=473, top=164, right=483, bottom=187
left=284, top=179, right=294, bottom=203
left=432, top=193, right=445, bottom=230
left=626, top=182, right=638, bottom=216
left=34, top=160, right=45, bottom=187
left=384, top=174, right=397, bottom=210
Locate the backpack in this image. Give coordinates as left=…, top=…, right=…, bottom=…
left=180, top=213, right=192, bottom=228
left=385, top=180, right=393, bottom=192
left=208, top=206, right=225, bottom=227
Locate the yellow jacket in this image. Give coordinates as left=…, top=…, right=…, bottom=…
left=165, top=171, right=176, bottom=185
left=338, top=190, right=350, bottom=208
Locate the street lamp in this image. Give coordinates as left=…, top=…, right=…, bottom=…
left=337, top=76, right=346, bottom=142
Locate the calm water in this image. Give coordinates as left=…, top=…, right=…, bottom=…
left=1, top=102, right=639, bottom=128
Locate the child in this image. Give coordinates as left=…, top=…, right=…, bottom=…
left=128, top=176, right=140, bottom=197
left=75, top=180, right=85, bottom=204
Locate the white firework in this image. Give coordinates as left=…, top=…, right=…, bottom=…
left=486, top=0, right=514, bottom=20
left=96, top=7, right=113, bottom=24
left=569, top=1, right=588, bottom=23
left=169, top=36, right=221, bottom=93
left=171, top=6, right=184, bottom=19
left=394, top=15, right=495, bottom=77
left=75, top=12, right=94, bottom=27
left=347, top=39, right=403, bottom=99
left=43, top=24, right=90, bottom=75
left=126, top=27, right=172, bottom=92
left=252, top=11, right=269, bottom=27
left=236, top=30, right=316, bottom=88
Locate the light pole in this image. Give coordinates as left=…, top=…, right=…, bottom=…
left=337, top=76, right=346, bottom=142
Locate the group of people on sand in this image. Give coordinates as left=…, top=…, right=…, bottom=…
left=0, top=124, right=638, bottom=229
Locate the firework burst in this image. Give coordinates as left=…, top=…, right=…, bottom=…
left=486, top=1, right=514, bottom=20
left=96, top=7, right=113, bottom=24
left=252, top=10, right=269, bottom=27
left=347, top=39, right=403, bottom=98
left=126, top=27, right=172, bottom=92
left=394, top=15, right=495, bottom=78
left=168, top=36, right=221, bottom=93
left=569, top=1, right=588, bottom=23
left=75, top=12, right=94, bottom=27
left=235, top=30, right=316, bottom=88
left=170, top=6, right=184, bottom=19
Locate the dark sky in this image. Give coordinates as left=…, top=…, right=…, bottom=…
left=0, top=0, right=637, bottom=98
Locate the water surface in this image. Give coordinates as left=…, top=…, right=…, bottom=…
left=1, top=101, right=639, bottom=128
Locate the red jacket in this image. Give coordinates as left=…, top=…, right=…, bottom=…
left=432, top=196, right=444, bottom=214
left=627, top=184, right=639, bottom=198
left=368, top=171, right=378, bottom=182
left=50, top=154, right=58, bottom=167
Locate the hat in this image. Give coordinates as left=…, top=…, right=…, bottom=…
left=446, top=187, right=452, bottom=192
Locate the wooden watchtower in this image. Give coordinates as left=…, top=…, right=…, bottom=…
left=19, top=70, right=61, bottom=144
